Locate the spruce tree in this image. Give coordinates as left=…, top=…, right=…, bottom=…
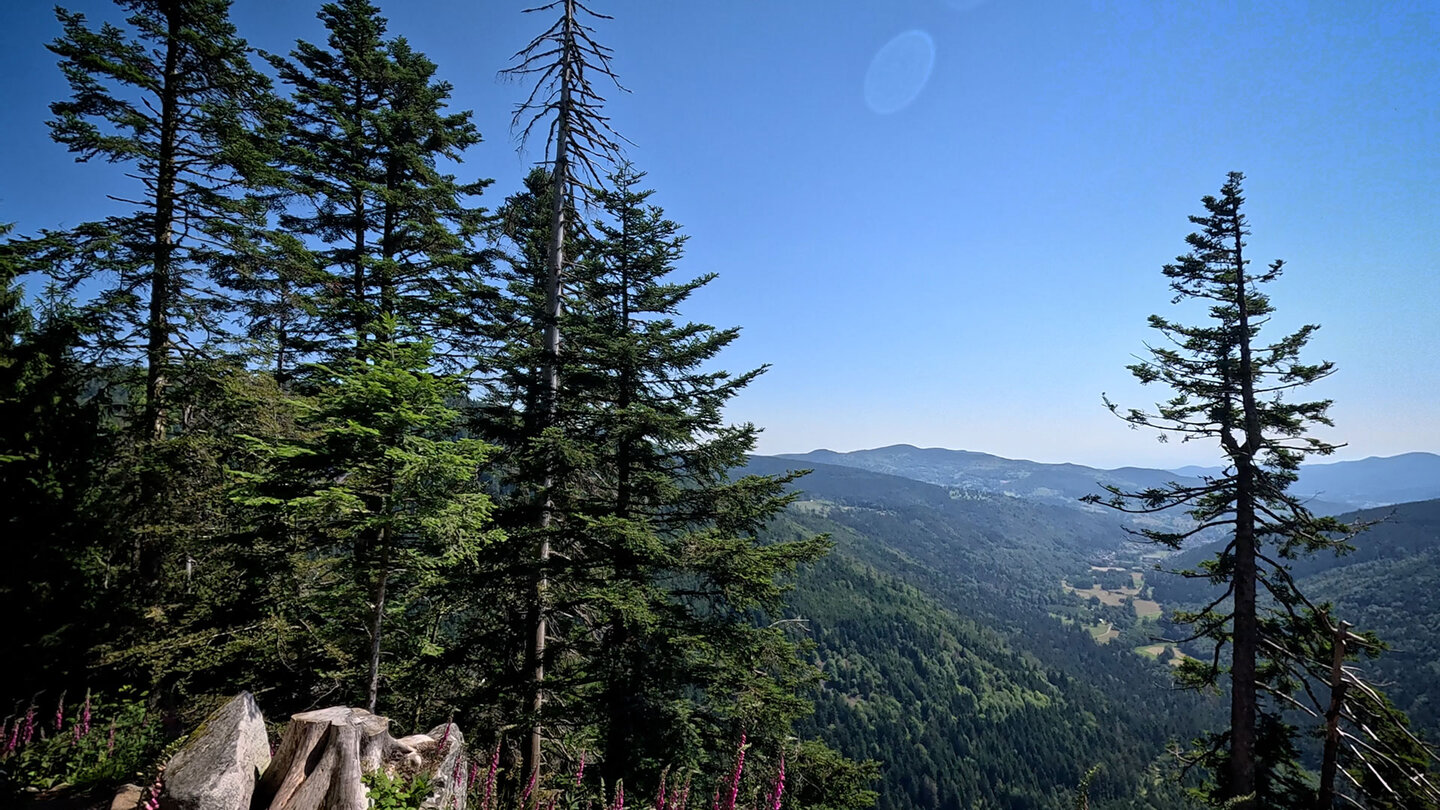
left=231, top=327, right=499, bottom=715
left=41, top=0, right=285, bottom=441
left=263, top=0, right=490, bottom=370
left=471, top=167, right=841, bottom=796
left=571, top=166, right=831, bottom=785
left=1087, top=172, right=1439, bottom=808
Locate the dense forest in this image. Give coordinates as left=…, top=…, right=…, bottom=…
left=0, top=0, right=865, bottom=807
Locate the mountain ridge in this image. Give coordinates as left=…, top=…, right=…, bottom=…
left=777, top=445, right=1439, bottom=512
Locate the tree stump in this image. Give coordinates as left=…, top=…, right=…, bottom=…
left=253, top=707, right=466, bottom=810
left=255, top=707, right=405, bottom=810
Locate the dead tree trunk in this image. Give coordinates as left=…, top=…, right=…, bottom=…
left=1318, top=620, right=1353, bottom=809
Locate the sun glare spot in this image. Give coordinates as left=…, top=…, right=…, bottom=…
left=863, top=30, right=936, bottom=115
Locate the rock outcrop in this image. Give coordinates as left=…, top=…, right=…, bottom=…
left=158, top=692, right=270, bottom=810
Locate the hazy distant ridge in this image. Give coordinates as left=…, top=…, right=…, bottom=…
left=778, top=445, right=1440, bottom=512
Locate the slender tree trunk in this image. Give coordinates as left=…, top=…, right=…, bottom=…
left=524, top=18, right=574, bottom=784
left=603, top=209, right=635, bottom=787
left=367, top=523, right=393, bottom=713
left=1230, top=483, right=1260, bottom=804
left=1318, top=620, right=1352, bottom=809
left=1230, top=217, right=1262, bottom=806
left=380, top=156, right=398, bottom=332
left=351, top=76, right=367, bottom=356
left=144, top=11, right=182, bottom=444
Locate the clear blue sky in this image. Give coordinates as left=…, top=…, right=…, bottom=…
left=3, top=0, right=1437, bottom=469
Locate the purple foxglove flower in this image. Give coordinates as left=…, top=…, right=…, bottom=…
left=54, top=693, right=65, bottom=733
left=724, top=734, right=747, bottom=810
left=520, top=767, right=537, bottom=805
left=769, top=756, right=785, bottom=810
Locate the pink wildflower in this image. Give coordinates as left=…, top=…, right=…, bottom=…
left=81, top=692, right=91, bottom=737
left=467, top=758, right=480, bottom=789
left=54, top=692, right=65, bottom=733
left=108, top=720, right=116, bottom=754
left=724, top=734, right=747, bottom=810
left=142, top=764, right=165, bottom=810
left=520, top=766, right=538, bottom=806
left=482, top=741, right=500, bottom=810
left=768, top=756, right=785, bottom=810
left=611, top=782, right=625, bottom=810
left=21, top=705, right=36, bottom=746
left=655, top=768, right=669, bottom=810
left=576, top=749, right=586, bottom=785
left=437, top=720, right=453, bottom=753
left=674, top=776, right=692, bottom=810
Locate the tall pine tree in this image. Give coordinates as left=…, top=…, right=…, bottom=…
left=1087, top=172, right=1439, bottom=808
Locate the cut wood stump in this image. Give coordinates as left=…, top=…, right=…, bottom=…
left=253, top=707, right=465, bottom=810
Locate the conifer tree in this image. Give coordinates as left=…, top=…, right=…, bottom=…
left=40, top=0, right=285, bottom=441
left=570, top=166, right=831, bottom=784
left=1087, top=172, right=1439, bottom=808
left=232, top=327, right=499, bottom=714
left=471, top=167, right=841, bottom=794
left=262, top=0, right=490, bottom=370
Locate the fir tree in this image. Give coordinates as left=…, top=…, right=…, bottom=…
left=570, top=166, right=831, bottom=784
left=1087, top=172, right=1439, bottom=808
left=263, top=0, right=490, bottom=369
left=232, top=326, right=499, bottom=714
left=40, top=0, right=285, bottom=441
left=502, top=0, right=626, bottom=776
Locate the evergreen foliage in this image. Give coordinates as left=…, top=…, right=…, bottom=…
left=1086, top=173, right=1439, bottom=808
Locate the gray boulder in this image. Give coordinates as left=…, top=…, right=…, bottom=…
left=159, top=692, right=270, bottom=810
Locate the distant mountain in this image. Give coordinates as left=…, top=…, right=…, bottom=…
left=777, top=444, right=1199, bottom=509
left=1171, top=453, right=1440, bottom=509
left=1291, top=453, right=1440, bottom=508
left=778, top=444, right=1434, bottom=514
left=744, top=456, right=1208, bottom=810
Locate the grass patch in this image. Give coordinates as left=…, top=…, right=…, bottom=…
left=1133, top=598, right=1162, bottom=619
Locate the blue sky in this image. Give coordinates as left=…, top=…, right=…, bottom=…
left=2, top=0, right=1437, bottom=468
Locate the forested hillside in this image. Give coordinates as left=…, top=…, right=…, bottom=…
left=745, top=457, right=1214, bottom=810
left=1151, top=498, right=1440, bottom=740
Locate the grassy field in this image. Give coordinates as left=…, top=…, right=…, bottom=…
left=1089, top=621, right=1120, bottom=644
left=1132, top=598, right=1162, bottom=618
left=1135, top=643, right=1193, bottom=666
left=1063, top=570, right=1163, bottom=619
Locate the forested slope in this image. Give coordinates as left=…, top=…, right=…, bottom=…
left=746, top=457, right=1215, bottom=810
left=1150, top=498, right=1440, bottom=740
